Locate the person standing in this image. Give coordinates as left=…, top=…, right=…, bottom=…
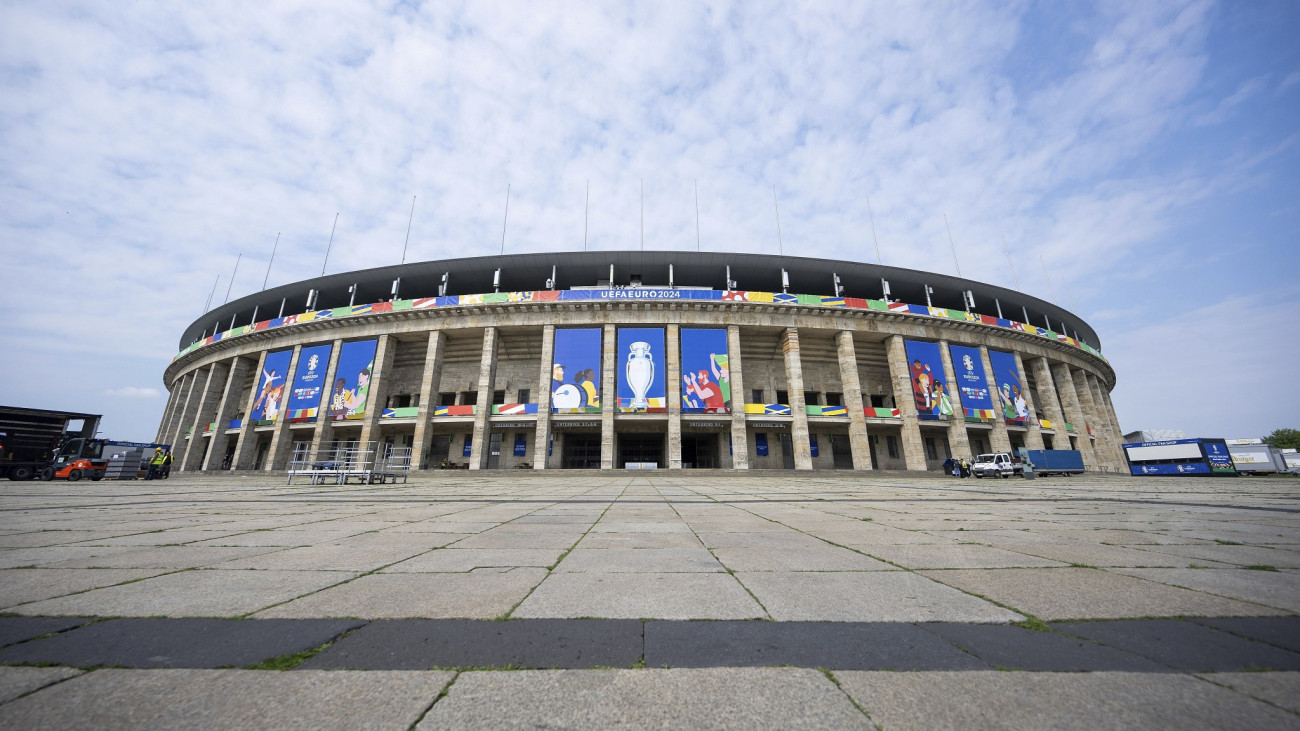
left=146, top=448, right=165, bottom=480
left=161, top=450, right=173, bottom=479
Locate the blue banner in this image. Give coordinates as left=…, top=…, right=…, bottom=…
left=809, top=435, right=819, bottom=457
left=680, top=328, right=730, bottom=413
left=513, top=435, right=527, bottom=457
left=1131, top=463, right=1211, bottom=476
left=327, top=340, right=378, bottom=420
left=755, top=433, right=768, bottom=456
left=1203, top=440, right=1236, bottom=474
left=463, top=435, right=473, bottom=458
left=288, top=344, right=333, bottom=416
left=949, top=344, right=993, bottom=412
left=903, top=340, right=952, bottom=418
left=617, top=327, right=666, bottom=411
left=988, top=349, right=1030, bottom=422
left=557, top=288, right=723, bottom=302
left=552, top=328, right=602, bottom=412
left=250, top=349, right=292, bottom=422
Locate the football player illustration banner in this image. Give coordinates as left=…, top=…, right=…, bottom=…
left=680, top=328, right=730, bottom=413
left=902, top=340, right=951, bottom=419
left=988, top=349, right=1031, bottom=424
left=250, top=349, right=292, bottom=422
left=551, top=328, right=602, bottom=413
left=327, top=339, right=378, bottom=420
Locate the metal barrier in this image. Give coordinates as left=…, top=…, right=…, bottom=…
left=286, top=441, right=411, bottom=485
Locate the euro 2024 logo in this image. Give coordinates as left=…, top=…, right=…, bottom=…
left=308, top=354, right=319, bottom=372
left=962, top=354, right=974, bottom=373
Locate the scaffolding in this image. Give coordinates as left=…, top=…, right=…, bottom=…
left=286, top=441, right=412, bottom=485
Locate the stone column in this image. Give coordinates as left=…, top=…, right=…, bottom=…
left=600, top=324, right=617, bottom=470
left=232, top=350, right=269, bottom=470
left=727, top=325, right=749, bottom=470
left=938, top=341, right=973, bottom=460
left=263, top=345, right=303, bottom=471
left=1071, top=367, right=1105, bottom=469
left=1088, top=374, right=1127, bottom=465
left=666, top=324, right=682, bottom=469
left=411, top=330, right=446, bottom=470
left=469, top=327, right=498, bottom=470
left=835, top=331, right=872, bottom=470
left=533, top=325, right=555, bottom=470
left=885, top=335, right=929, bottom=471
left=201, top=356, right=254, bottom=470
left=166, top=370, right=201, bottom=451
left=180, top=361, right=230, bottom=472
left=158, top=372, right=191, bottom=445
left=358, top=334, right=397, bottom=447
left=1012, top=352, right=1046, bottom=451
left=978, top=346, right=1013, bottom=453
left=1050, top=362, right=1098, bottom=468
left=781, top=328, right=814, bottom=470
left=1029, top=357, right=1066, bottom=436
left=155, top=380, right=184, bottom=444
left=306, top=340, right=345, bottom=461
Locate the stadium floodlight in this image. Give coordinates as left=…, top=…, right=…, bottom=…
left=348, top=284, right=357, bottom=308
left=781, top=269, right=790, bottom=293
left=881, top=278, right=891, bottom=302
left=832, top=273, right=843, bottom=297
left=391, top=278, right=401, bottom=302
left=924, top=284, right=934, bottom=307
left=493, top=269, right=501, bottom=293
left=726, top=266, right=737, bottom=291
left=438, top=272, right=449, bottom=297
left=545, top=265, right=556, bottom=290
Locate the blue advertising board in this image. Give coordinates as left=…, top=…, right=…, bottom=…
left=617, top=327, right=666, bottom=411
left=513, top=435, right=527, bottom=457
left=680, top=328, right=730, bottom=413
left=552, top=329, right=602, bottom=412
left=902, top=340, right=952, bottom=418
left=1203, top=440, right=1236, bottom=474
left=1131, top=462, right=1211, bottom=476
left=755, top=433, right=769, bottom=456
left=287, top=344, right=333, bottom=417
left=327, top=339, right=378, bottom=420
left=949, top=344, right=993, bottom=414
left=250, top=349, right=292, bottom=422
left=988, top=349, right=1030, bottom=423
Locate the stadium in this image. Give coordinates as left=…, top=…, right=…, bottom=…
left=155, top=251, right=1125, bottom=474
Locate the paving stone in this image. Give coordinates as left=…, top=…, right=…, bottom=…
left=918, top=622, right=1170, bottom=671
left=512, top=573, right=765, bottom=619
left=920, top=568, right=1289, bottom=620
left=418, top=668, right=872, bottom=728
left=711, top=547, right=894, bottom=571
left=451, top=528, right=584, bottom=549
left=0, top=616, right=94, bottom=648
left=12, top=570, right=355, bottom=618
left=0, top=531, right=136, bottom=548
left=738, top=571, right=1023, bottom=622
left=0, top=546, right=145, bottom=569
left=1053, top=619, right=1300, bottom=672
left=694, top=531, right=830, bottom=549
left=255, top=572, right=544, bottom=619
left=0, top=568, right=168, bottom=608
left=862, top=544, right=1067, bottom=569
left=212, top=545, right=430, bottom=572
left=576, top=532, right=704, bottom=548
left=302, top=618, right=641, bottom=669
left=0, top=667, right=82, bottom=704
left=380, top=548, right=565, bottom=572
left=554, top=548, right=724, bottom=573
left=1140, top=544, right=1300, bottom=568
left=0, top=617, right=364, bottom=669
left=0, top=669, right=454, bottom=729
left=833, top=670, right=1299, bottom=731
left=1116, top=568, right=1300, bottom=613
left=995, top=541, right=1188, bottom=567
left=326, top=532, right=471, bottom=548
left=1197, top=672, right=1300, bottom=714
left=646, top=620, right=988, bottom=670
left=41, top=545, right=282, bottom=569
left=1191, top=617, right=1300, bottom=653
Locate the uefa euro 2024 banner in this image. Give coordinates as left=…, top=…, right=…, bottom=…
left=617, top=327, right=666, bottom=411
left=948, top=344, right=994, bottom=415
left=988, top=349, right=1031, bottom=423
left=250, top=349, right=293, bottom=422
left=903, top=340, right=952, bottom=419
left=680, top=328, right=730, bottom=413
left=287, top=343, right=334, bottom=417
left=327, top=339, right=378, bottom=420
left=552, top=328, right=602, bottom=412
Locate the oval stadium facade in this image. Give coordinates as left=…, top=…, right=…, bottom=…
left=156, top=251, right=1124, bottom=473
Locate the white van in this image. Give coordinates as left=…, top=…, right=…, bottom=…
left=972, top=453, right=1018, bottom=479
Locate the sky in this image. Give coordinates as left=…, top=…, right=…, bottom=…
left=1, top=0, right=1297, bottom=443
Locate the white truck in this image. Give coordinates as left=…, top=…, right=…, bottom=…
left=971, top=453, right=1019, bottom=479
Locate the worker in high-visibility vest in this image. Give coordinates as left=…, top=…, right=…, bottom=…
left=146, top=448, right=165, bottom=480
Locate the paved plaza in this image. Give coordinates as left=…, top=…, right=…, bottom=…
left=0, top=472, right=1296, bottom=728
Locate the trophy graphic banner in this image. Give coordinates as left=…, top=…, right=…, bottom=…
left=616, top=327, right=666, bottom=412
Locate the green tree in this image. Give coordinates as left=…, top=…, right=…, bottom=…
left=1262, top=428, right=1300, bottom=450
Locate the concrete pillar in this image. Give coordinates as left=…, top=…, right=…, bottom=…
left=411, top=331, right=446, bottom=470
left=938, top=340, right=973, bottom=460
left=1080, top=370, right=1123, bottom=471
left=358, top=334, right=397, bottom=447
left=1071, top=367, right=1104, bottom=469
left=201, top=356, right=254, bottom=470
left=781, top=328, right=814, bottom=470
left=600, top=324, right=617, bottom=470
left=533, top=325, right=555, bottom=470
left=666, top=324, right=682, bottom=470
left=166, top=371, right=201, bottom=451
left=263, top=345, right=303, bottom=471
left=1012, top=352, right=1046, bottom=451
left=180, top=361, right=229, bottom=472
left=469, top=328, right=498, bottom=470
left=231, top=350, right=269, bottom=471
left=835, top=331, right=872, bottom=470
left=159, top=372, right=192, bottom=446
left=1089, top=374, right=1127, bottom=466
left=885, top=335, right=929, bottom=471
left=155, top=380, right=184, bottom=444
left=1029, top=357, right=1066, bottom=436
left=1050, top=362, right=1098, bottom=468
left=978, top=346, right=1013, bottom=453
left=727, top=325, right=749, bottom=470
left=306, top=340, right=345, bottom=462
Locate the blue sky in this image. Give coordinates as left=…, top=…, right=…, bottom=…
left=1, top=0, right=1296, bottom=442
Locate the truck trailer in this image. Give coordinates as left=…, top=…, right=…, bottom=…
left=0, top=406, right=103, bottom=480
left=1226, top=439, right=1288, bottom=475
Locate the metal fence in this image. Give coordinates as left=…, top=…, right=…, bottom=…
left=286, top=441, right=412, bottom=485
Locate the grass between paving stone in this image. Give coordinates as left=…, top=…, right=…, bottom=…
left=408, top=673, right=461, bottom=729
left=1214, top=540, right=1242, bottom=545
left=1243, top=565, right=1279, bottom=571
left=817, top=668, right=878, bottom=726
